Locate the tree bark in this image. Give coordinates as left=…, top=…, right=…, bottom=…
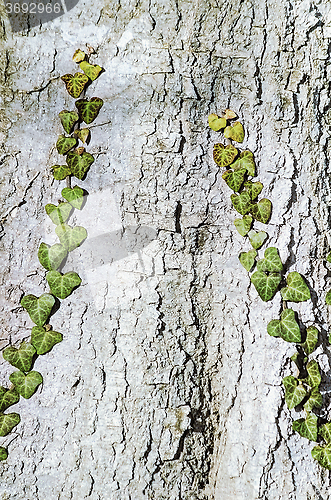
left=1, top=0, right=331, bottom=498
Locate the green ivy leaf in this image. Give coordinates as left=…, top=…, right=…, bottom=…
left=55, top=224, right=87, bottom=252
left=72, top=49, right=86, bottom=63
left=2, top=342, right=36, bottom=373
left=224, top=121, right=244, bottom=142
left=304, top=387, right=322, bottom=412
left=248, top=230, right=267, bottom=250
left=231, top=191, right=252, bottom=216
left=0, top=447, right=8, bottom=461
left=0, top=387, right=20, bottom=412
left=75, top=128, right=90, bottom=144
left=75, top=97, right=104, bottom=125
left=250, top=198, right=272, bottom=224
left=234, top=215, right=253, bottom=236
left=290, top=352, right=301, bottom=369
left=239, top=249, right=257, bottom=272
left=312, top=444, right=331, bottom=469
left=256, top=247, right=283, bottom=273
left=66, top=150, right=94, bottom=180
left=21, top=294, right=55, bottom=327
left=301, top=326, right=318, bottom=355
left=46, top=271, right=82, bottom=300
left=293, top=412, right=318, bottom=441
left=79, top=61, right=103, bottom=81
left=304, top=359, right=321, bottom=388
left=61, top=186, right=85, bottom=210
left=231, top=151, right=256, bottom=176
left=208, top=114, right=226, bottom=131
left=250, top=271, right=281, bottom=301
left=213, top=144, right=238, bottom=168
left=277, top=308, right=301, bottom=343
left=56, top=135, right=77, bottom=155
left=59, top=110, right=79, bottom=135
left=267, top=319, right=282, bottom=338
left=61, top=73, right=89, bottom=98
left=282, top=375, right=307, bottom=409
left=9, top=371, right=43, bottom=399
left=243, top=180, right=263, bottom=200
left=51, top=165, right=72, bottom=181
left=31, top=326, right=63, bottom=355
left=319, top=423, right=331, bottom=443
left=280, top=272, right=311, bottom=302
left=45, top=203, right=72, bottom=225
left=0, top=413, right=20, bottom=437
left=222, top=167, right=246, bottom=192
left=326, top=290, right=331, bottom=305
left=38, top=242, right=68, bottom=271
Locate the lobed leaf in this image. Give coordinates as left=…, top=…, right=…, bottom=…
left=3, top=342, right=36, bottom=373
left=79, top=61, right=103, bottom=81
left=224, top=109, right=237, bottom=120
left=305, top=359, right=321, bottom=388
left=0, top=387, right=20, bottom=412
left=59, top=110, right=79, bottom=135
left=224, top=121, right=244, bottom=142
left=72, top=49, right=86, bottom=63
left=9, top=371, right=43, bottom=399
left=56, top=135, right=77, bottom=155
left=51, top=165, right=72, bottom=181
left=312, top=444, right=331, bottom=469
left=280, top=271, right=311, bottom=302
left=231, top=151, right=256, bottom=176
left=222, top=167, right=246, bottom=192
left=45, top=203, right=72, bottom=225
left=239, top=249, right=257, bottom=272
left=55, top=224, right=87, bottom=252
left=75, top=128, right=90, bottom=144
left=231, top=191, right=252, bottom=216
left=61, top=73, right=89, bottom=99
left=66, top=150, right=94, bottom=180
left=256, top=247, right=283, bottom=273
left=304, top=387, right=322, bottom=412
left=208, top=113, right=226, bottom=131
left=248, top=230, right=267, bottom=250
left=282, top=375, right=307, bottom=409
left=75, top=97, right=104, bottom=125
left=279, top=309, right=301, bottom=343
left=21, top=294, right=55, bottom=327
left=234, top=215, right=253, bottom=236
left=292, top=412, right=318, bottom=442
left=250, top=271, right=281, bottom=302
left=301, top=326, right=318, bottom=355
left=213, top=143, right=238, bottom=168
left=38, top=242, right=68, bottom=271
left=31, top=326, right=63, bottom=355
left=243, top=180, right=263, bottom=200
left=0, top=413, right=20, bottom=437
left=46, top=271, right=82, bottom=300
left=0, top=447, right=8, bottom=461
left=250, top=198, right=272, bottom=224
left=267, top=319, right=282, bottom=338
left=319, top=423, right=331, bottom=444
left=61, top=186, right=85, bottom=210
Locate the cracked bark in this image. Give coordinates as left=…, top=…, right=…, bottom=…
left=1, top=0, right=331, bottom=499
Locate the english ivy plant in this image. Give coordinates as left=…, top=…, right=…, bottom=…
left=0, top=49, right=104, bottom=460
left=209, top=110, right=330, bottom=470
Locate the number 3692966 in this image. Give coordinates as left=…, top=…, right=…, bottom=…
left=6, top=3, right=62, bottom=14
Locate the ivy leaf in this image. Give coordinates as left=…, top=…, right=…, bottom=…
left=38, top=242, right=68, bottom=272
left=301, top=326, right=318, bottom=355
left=312, top=444, right=331, bottom=469
left=292, top=412, right=318, bottom=442
left=248, top=230, right=267, bottom=250
left=319, top=423, right=331, bottom=443
left=31, top=326, right=63, bottom=355
left=304, top=387, right=322, bottom=412
left=75, top=128, right=90, bottom=144
left=274, top=308, right=301, bottom=343
left=61, top=186, right=85, bottom=210
left=234, top=215, right=253, bottom=236
left=72, top=49, right=86, bottom=63
left=208, top=114, right=226, bottom=131
left=224, top=109, right=237, bottom=120
left=66, top=150, right=94, bottom=180
left=239, top=249, right=257, bottom=272
left=51, top=165, right=72, bottom=181
left=256, top=247, right=283, bottom=273
left=2, top=342, right=36, bottom=373
left=326, top=290, right=331, bottom=305
left=231, top=191, right=252, bottom=216
left=0, top=387, right=20, bottom=412
left=61, top=73, right=89, bottom=98
left=224, top=121, right=244, bottom=142
left=55, top=224, right=87, bottom=252
left=75, top=98, right=104, bottom=125
left=79, top=61, right=103, bottom=81
left=267, top=319, right=282, bottom=338
left=0, top=413, right=20, bottom=437
left=21, top=294, right=55, bottom=327
left=59, top=110, right=79, bottom=135
left=250, top=198, right=272, bottom=224
left=327, top=252, right=331, bottom=263
left=243, top=180, right=263, bottom=200
left=231, top=151, right=256, bottom=176
left=280, top=272, right=311, bottom=302
left=222, top=167, right=246, bottom=192
left=45, top=203, right=72, bottom=225
left=46, top=271, right=82, bottom=300
left=304, top=360, right=321, bottom=388
left=56, top=135, right=77, bottom=155
left=213, top=144, right=238, bottom=168
left=9, top=371, right=43, bottom=399
left=0, top=447, right=8, bottom=461
left=282, top=375, right=307, bottom=409
left=250, top=271, right=281, bottom=302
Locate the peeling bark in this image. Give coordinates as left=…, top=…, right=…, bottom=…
left=1, top=0, right=331, bottom=498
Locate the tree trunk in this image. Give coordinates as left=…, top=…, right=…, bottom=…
left=1, top=0, right=331, bottom=498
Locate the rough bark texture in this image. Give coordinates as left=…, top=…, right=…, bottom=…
left=1, top=0, right=331, bottom=498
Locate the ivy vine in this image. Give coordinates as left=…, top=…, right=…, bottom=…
left=0, top=48, right=104, bottom=461
left=209, top=110, right=331, bottom=470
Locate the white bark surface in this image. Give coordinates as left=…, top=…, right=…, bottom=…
left=1, top=0, right=331, bottom=498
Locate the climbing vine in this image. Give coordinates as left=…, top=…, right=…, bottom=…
left=0, top=48, right=104, bottom=461
left=209, top=111, right=331, bottom=470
